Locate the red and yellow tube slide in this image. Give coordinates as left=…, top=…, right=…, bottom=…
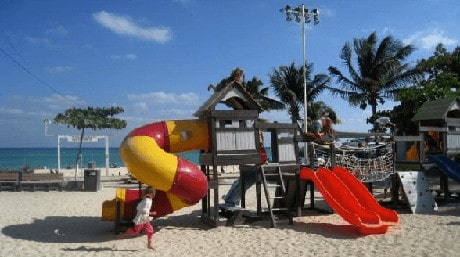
left=119, top=119, right=209, bottom=217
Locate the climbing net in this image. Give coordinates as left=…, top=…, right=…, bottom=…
left=313, top=142, right=394, bottom=182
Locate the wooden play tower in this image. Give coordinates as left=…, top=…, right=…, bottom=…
left=194, top=81, right=310, bottom=227
left=194, top=82, right=263, bottom=226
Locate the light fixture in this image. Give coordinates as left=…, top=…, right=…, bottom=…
left=280, top=3, right=320, bottom=165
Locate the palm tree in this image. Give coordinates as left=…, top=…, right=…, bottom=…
left=309, top=101, right=340, bottom=123
left=328, top=32, right=421, bottom=118
left=309, top=101, right=341, bottom=136
left=269, top=62, right=331, bottom=127
left=244, top=77, right=284, bottom=111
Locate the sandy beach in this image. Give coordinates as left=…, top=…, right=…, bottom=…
left=1, top=168, right=460, bottom=257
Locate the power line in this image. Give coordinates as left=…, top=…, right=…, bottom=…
left=0, top=46, right=81, bottom=106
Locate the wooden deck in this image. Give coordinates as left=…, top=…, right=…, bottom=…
left=0, top=172, right=19, bottom=191
left=18, top=173, right=65, bottom=192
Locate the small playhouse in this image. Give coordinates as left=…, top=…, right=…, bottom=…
left=193, top=81, right=264, bottom=226
left=411, top=97, right=460, bottom=201
left=411, top=97, right=460, bottom=155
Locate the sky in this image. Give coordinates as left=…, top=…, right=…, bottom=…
left=0, top=0, right=459, bottom=148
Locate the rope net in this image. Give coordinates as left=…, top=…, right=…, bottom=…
left=313, top=142, right=394, bottom=182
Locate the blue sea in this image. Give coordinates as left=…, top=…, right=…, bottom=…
left=0, top=148, right=200, bottom=170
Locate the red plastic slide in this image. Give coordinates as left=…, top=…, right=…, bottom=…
left=331, top=166, right=399, bottom=225
left=299, top=167, right=398, bottom=235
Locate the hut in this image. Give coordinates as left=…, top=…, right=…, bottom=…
left=412, top=97, right=460, bottom=200
left=412, top=97, right=460, bottom=155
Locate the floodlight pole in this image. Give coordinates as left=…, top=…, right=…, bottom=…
left=280, top=4, right=319, bottom=165
left=301, top=6, right=308, bottom=165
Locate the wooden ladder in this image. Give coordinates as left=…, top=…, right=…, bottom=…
left=260, top=164, right=292, bottom=227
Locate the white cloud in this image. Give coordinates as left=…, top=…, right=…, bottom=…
left=404, top=28, right=458, bottom=50
left=46, top=66, right=73, bottom=73
left=127, top=92, right=200, bottom=106
left=0, top=107, right=24, bottom=115
left=45, top=25, right=68, bottom=36
left=5, top=94, right=85, bottom=114
left=25, top=36, right=52, bottom=47
left=0, top=94, right=86, bottom=136
left=134, top=102, right=148, bottom=112
left=259, top=110, right=291, bottom=124
left=93, top=11, right=172, bottom=43
left=317, top=7, right=334, bottom=18
left=42, top=94, right=86, bottom=110
left=110, top=54, right=137, bottom=60
left=124, top=92, right=201, bottom=124
left=381, top=27, right=395, bottom=36
left=125, top=54, right=137, bottom=60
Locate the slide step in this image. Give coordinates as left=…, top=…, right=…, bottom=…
left=271, top=207, right=288, bottom=211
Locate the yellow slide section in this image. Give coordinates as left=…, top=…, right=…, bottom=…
left=116, top=119, right=209, bottom=217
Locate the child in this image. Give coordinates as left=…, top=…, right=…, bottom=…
left=120, top=186, right=157, bottom=250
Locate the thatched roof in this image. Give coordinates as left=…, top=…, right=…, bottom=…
left=194, top=82, right=262, bottom=118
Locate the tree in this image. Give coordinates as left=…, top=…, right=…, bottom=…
left=309, top=101, right=340, bottom=124
left=208, top=67, right=244, bottom=93
left=391, top=44, right=460, bottom=135
left=309, top=101, right=341, bottom=136
left=53, top=106, right=127, bottom=180
left=244, top=76, right=284, bottom=111
left=415, top=44, right=460, bottom=94
left=328, top=32, right=421, bottom=129
left=269, top=62, right=331, bottom=129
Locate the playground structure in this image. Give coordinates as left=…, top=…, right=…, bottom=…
left=409, top=97, right=460, bottom=201
left=310, top=131, right=394, bottom=184
left=102, top=82, right=266, bottom=228
left=102, top=81, right=405, bottom=235
left=102, top=120, right=210, bottom=232
left=309, top=97, right=460, bottom=209
left=300, top=166, right=399, bottom=235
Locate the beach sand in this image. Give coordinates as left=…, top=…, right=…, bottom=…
left=1, top=169, right=460, bottom=257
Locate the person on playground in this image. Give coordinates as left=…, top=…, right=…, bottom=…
left=119, top=186, right=157, bottom=250
left=223, top=131, right=267, bottom=207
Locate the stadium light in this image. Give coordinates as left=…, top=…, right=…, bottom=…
left=280, top=4, right=319, bottom=164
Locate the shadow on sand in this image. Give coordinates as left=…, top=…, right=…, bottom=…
left=154, top=210, right=211, bottom=232
left=2, top=209, right=213, bottom=244
left=2, top=216, right=115, bottom=244
left=291, top=220, right=362, bottom=239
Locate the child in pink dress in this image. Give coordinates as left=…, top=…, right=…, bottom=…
left=120, top=186, right=157, bottom=250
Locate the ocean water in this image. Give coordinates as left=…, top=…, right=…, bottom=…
left=0, top=147, right=272, bottom=171
left=0, top=148, right=200, bottom=170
